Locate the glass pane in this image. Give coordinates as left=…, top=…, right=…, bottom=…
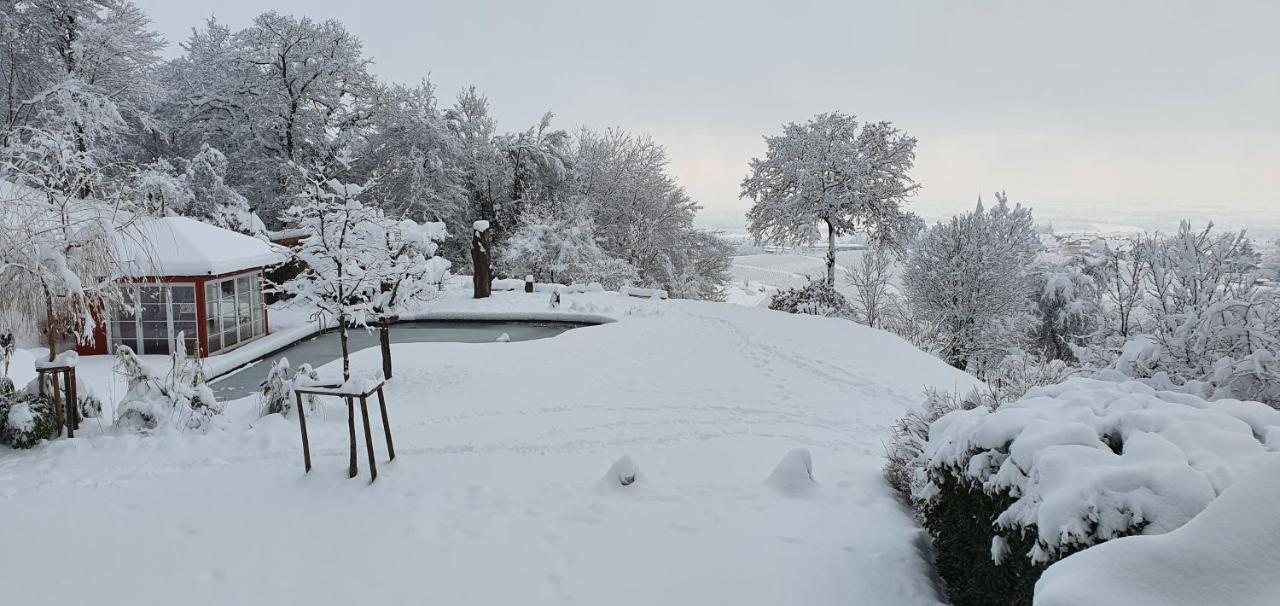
left=173, top=303, right=197, bottom=320
left=140, top=286, right=164, bottom=305
left=142, top=321, right=169, bottom=340
left=170, top=285, right=195, bottom=303
left=221, top=280, right=235, bottom=298
left=143, top=339, right=169, bottom=356
left=142, top=303, right=167, bottom=322
left=222, top=330, right=238, bottom=347
left=208, top=331, right=221, bottom=353
left=184, top=337, right=198, bottom=355
left=112, top=321, right=137, bottom=340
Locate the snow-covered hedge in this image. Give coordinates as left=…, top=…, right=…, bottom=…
left=918, top=377, right=1280, bottom=606
left=1034, top=454, right=1280, bottom=606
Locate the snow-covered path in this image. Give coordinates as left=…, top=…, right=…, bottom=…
left=0, top=292, right=977, bottom=605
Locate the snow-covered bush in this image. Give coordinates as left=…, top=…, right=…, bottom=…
left=916, top=377, right=1280, bottom=606
left=259, top=357, right=319, bottom=417
left=885, top=354, right=1073, bottom=508
left=0, top=391, right=55, bottom=449
left=114, top=344, right=222, bottom=432
left=1095, top=223, right=1280, bottom=408
left=767, top=277, right=854, bottom=319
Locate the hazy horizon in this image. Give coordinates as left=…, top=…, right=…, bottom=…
left=134, top=0, right=1279, bottom=235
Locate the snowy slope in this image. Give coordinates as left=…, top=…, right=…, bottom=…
left=0, top=291, right=978, bottom=606
left=1035, top=454, right=1280, bottom=606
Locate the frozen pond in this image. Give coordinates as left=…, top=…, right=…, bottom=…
left=207, top=320, right=589, bottom=401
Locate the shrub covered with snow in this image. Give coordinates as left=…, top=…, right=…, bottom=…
left=0, top=391, right=55, bottom=449
left=767, top=277, right=854, bottom=319
left=916, top=377, right=1280, bottom=606
left=259, top=357, right=319, bottom=417
left=114, top=345, right=223, bottom=432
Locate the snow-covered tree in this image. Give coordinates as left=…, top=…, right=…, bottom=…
left=844, top=245, right=896, bottom=328
left=1029, top=261, right=1103, bottom=363
left=0, top=0, right=163, bottom=196
left=0, top=180, right=136, bottom=362
left=903, top=193, right=1040, bottom=374
left=574, top=128, right=730, bottom=299
left=361, top=82, right=468, bottom=253
left=368, top=216, right=450, bottom=378
left=742, top=112, right=919, bottom=285
left=161, top=13, right=380, bottom=226
left=185, top=144, right=262, bottom=236
left=280, top=176, right=392, bottom=382
left=501, top=198, right=637, bottom=288
left=134, top=159, right=190, bottom=216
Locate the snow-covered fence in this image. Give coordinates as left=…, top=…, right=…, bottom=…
left=916, top=376, right=1280, bottom=606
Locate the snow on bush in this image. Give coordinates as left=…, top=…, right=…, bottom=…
left=259, top=357, right=320, bottom=417
left=0, top=391, right=55, bottom=449
left=1034, top=454, right=1280, bottom=606
left=917, top=376, right=1280, bottom=606
left=767, top=277, right=854, bottom=319
left=114, top=344, right=222, bottom=432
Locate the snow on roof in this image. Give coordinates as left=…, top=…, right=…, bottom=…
left=118, top=216, right=290, bottom=277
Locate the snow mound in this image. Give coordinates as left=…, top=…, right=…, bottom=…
left=473, top=220, right=490, bottom=233
left=495, top=332, right=510, bottom=343
left=598, top=455, right=639, bottom=489
left=765, top=448, right=817, bottom=496
left=1035, top=454, right=1280, bottom=606
left=923, top=377, right=1280, bottom=562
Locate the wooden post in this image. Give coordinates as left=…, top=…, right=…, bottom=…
left=379, top=316, right=394, bottom=380
left=49, top=372, right=64, bottom=436
left=359, top=395, right=378, bottom=482
left=62, top=370, right=74, bottom=438
left=376, top=386, right=395, bottom=460
left=295, top=391, right=311, bottom=473
left=346, top=396, right=358, bottom=478
left=471, top=224, right=492, bottom=299
left=68, top=367, right=79, bottom=432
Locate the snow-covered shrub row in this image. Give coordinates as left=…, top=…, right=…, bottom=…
left=885, top=354, right=1076, bottom=507
left=915, top=377, right=1280, bottom=606
left=767, top=277, right=854, bottom=319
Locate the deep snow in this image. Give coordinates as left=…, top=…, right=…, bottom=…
left=0, top=290, right=979, bottom=605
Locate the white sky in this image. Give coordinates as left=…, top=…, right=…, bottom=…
left=135, top=0, right=1280, bottom=232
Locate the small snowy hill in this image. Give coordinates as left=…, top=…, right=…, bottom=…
left=0, top=291, right=977, bottom=606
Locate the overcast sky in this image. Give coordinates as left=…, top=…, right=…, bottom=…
left=134, top=0, right=1279, bottom=231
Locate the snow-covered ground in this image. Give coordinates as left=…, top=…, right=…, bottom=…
left=730, top=248, right=888, bottom=305
left=0, top=288, right=979, bottom=605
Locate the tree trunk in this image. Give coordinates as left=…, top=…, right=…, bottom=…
left=43, top=286, right=56, bottom=363
left=825, top=219, right=837, bottom=286
left=339, top=319, right=351, bottom=383
left=379, top=316, right=393, bottom=380
left=472, top=226, right=492, bottom=299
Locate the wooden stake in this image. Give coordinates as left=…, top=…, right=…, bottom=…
left=62, top=370, right=74, bottom=438
left=359, top=395, right=378, bottom=483
left=376, top=386, right=395, bottom=460
left=295, top=391, right=311, bottom=473
left=346, top=396, right=358, bottom=478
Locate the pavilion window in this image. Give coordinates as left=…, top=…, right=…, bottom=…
left=203, top=272, right=267, bottom=354
left=108, top=283, right=198, bottom=356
